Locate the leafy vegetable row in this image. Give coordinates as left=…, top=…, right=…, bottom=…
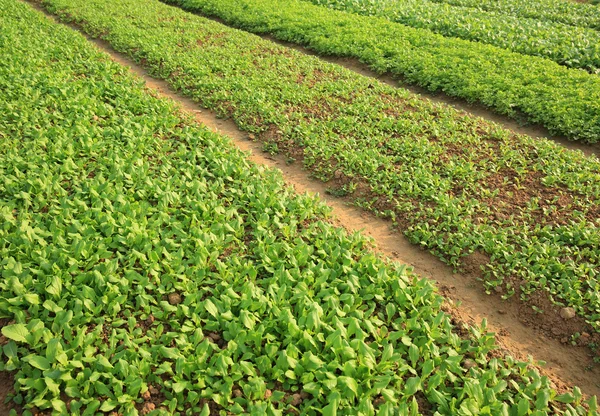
left=3, top=1, right=596, bottom=415
left=428, top=0, right=600, bottom=30
left=38, top=0, right=600, bottom=339
left=161, top=0, right=600, bottom=143
left=307, top=0, right=600, bottom=72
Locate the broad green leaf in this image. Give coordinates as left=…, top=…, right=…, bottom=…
left=2, top=324, right=29, bottom=344
left=28, top=355, right=51, bottom=370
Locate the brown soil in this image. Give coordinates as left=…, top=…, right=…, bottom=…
left=0, top=371, right=18, bottom=415
left=7, top=2, right=600, bottom=412
left=479, top=168, right=587, bottom=226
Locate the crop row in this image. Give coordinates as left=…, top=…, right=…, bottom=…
left=428, top=0, right=600, bottom=30
left=159, top=0, right=600, bottom=143
left=3, top=1, right=596, bottom=414
left=307, top=0, right=600, bottom=72
left=39, top=0, right=600, bottom=337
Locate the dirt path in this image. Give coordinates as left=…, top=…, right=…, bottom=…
left=2, top=2, right=599, bottom=410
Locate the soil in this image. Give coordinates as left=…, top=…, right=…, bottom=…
left=6, top=1, right=600, bottom=412
left=0, top=371, right=18, bottom=415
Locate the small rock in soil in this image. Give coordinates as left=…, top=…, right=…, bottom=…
left=559, top=307, right=576, bottom=320
left=561, top=337, right=569, bottom=344
left=291, top=393, right=302, bottom=406
left=142, top=390, right=151, bottom=400
left=233, top=389, right=242, bottom=398
left=551, top=327, right=562, bottom=336
left=149, top=386, right=159, bottom=396
left=497, top=309, right=507, bottom=315
left=141, top=402, right=155, bottom=415
left=208, top=332, right=221, bottom=341
left=463, top=359, right=477, bottom=369
left=168, top=293, right=182, bottom=305
left=493, top=286, right=503, bottom=293
left=265, top=389, right=272, bottom=399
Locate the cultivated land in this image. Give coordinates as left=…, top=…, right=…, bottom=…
left=37, top=0, right=600, bottom=339
left=1, top=0, right=600, bottom=414
left=159, top=0, right=600, bottom=143
left=427, top=0, right=600, bottom=29
left=308, top=0, right=600, bottom=72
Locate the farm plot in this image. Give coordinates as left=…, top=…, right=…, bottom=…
left=307, top=0, right=600, bottom=72
left=38, top=0, right=600, bottom=340
left=428, top=0, right=600, bottom=30
left=160, top=0, right=600, bottom=143
left=3, top=1, right=598, bottom=415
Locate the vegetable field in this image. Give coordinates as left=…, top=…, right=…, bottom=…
left=427, top=0, right=600, bottom=30
left=308, top=0, right=600, bottom=72
left=160, top=0, right=600, bottom=143
left=39, top=0, right=600, bottom=334
left=1, top=0, right=600, bottom=414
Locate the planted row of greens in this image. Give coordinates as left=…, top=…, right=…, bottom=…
left=158, top=0, right=600, bottom=143
left=428, top=0, right=600, bottom=30
left=3, top=1, right=596, bottom=415
left=38, top=0, right=600, bottom=336
left=307, top=0, right=600, bottom=72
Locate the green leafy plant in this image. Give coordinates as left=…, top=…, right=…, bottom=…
left=1, top=1, right=599, bottom=414
left=309, top=0, right=600, bottom=72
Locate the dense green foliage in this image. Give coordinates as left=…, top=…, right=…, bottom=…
left=38, top=0, right=600, bottom=337
left=308, top=0, right=600, bottom=72
left=3, top=1, right=598, bottom=415
left=157, top=0, right=600, bottom=143
left=428, top=0, right=600, bottom=30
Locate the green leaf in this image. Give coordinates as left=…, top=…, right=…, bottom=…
left=46, top=275, right=62, bottom=297
left=554, top=392, right=574, bottom=404
left=204, top=299, right=218, bottom=317
left=408, top=344, right=419, bottom=367
left=535, top=390, right=550, bottom=410
left=51, top=399, right=68, bottom=414
left=172, top=381, right=187, bottom=393
left=28, top=355, right=51, bottom=370
left=404, top=377, right=421, bottom=396
left=339, top=376, right=358, bottom=399
left=99, top=400, right=118, bottom=412
left=322, top=401, right=338, bottom=416
left=517, top=398, right=530, bottom=416
left=96, top=355, right=114, bottom=369
left=2, top=324, right=29, bottom=344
